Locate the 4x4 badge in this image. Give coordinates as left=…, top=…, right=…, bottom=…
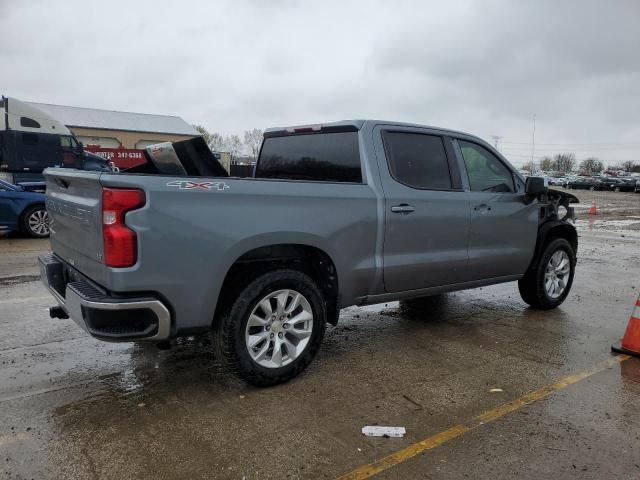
left=166, top=180, right=229, bottom=191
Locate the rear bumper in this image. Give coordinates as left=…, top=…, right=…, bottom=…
left=39, top=253, right=171, bottom=342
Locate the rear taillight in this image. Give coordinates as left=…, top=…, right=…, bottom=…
left=102, top=188, right=145, bottom=267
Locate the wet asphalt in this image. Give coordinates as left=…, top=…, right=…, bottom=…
left=1, top=192, right=640, bottom=479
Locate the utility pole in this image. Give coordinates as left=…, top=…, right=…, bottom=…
left=530, top=114, right=536, bottom=174
left=490, top=135, right=502, bottom=150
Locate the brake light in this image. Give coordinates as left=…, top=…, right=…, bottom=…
left=102, top=188, right=145, bottom=267
left=285, top=125, right=322, bottom=134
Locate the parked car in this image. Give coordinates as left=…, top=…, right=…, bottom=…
left=0, top=179, right=49, bottom=237
left=608, top=178, right=638, bottom=192
left=597, top=177, right=623, bottom=191
left=40, top=120, right=578, bottom=386
left=548, top=177, right=566, bottom=186
left=15, top=181, right=46, bottom=193
left=566, top=177, right=603, bottom=190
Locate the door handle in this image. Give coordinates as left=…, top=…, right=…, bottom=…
left=391, top=204, right=415, bottom=214
left=473, top=203, right=492, bottom=212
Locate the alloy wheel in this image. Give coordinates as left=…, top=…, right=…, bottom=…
left=28, top=209, right=49, bottom=236
left=544, top=250, right=570, bottom=299
left=245, top=289, right=314, bottom=368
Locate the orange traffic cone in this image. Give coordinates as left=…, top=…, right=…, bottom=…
left=612, top=294, right=640, bottom=357
left=587, top=199, right=598, bottom=215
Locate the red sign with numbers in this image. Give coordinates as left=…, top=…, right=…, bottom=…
left=84, top=145, right=147, bottom=169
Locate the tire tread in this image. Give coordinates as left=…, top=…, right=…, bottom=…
left=213, top=269, right=326, bottom=387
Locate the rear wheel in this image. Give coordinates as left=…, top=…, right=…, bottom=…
left=20, top=205, right=49, bottom=238
left=213, top=269, right=326, bottom=387
left=518, top=238, right=575, bottom=309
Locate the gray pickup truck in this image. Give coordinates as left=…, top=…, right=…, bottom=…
left=39, top=120, right=578, bottom=386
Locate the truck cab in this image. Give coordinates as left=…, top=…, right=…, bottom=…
left=0, top=96, right=83, bottom=184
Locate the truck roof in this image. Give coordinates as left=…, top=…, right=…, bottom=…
left=264, top=119, right=487, bottom=144
left=263, top=119, right=513, bottom=173
left=1, top=96, right=71, bottom=135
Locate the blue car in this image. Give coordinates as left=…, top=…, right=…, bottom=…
left=0, top=179, right=49, bottom=237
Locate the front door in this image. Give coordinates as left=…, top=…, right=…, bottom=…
left=455, top=139, right=538, bottom=280
left=375, top=127, right=471, bottom=292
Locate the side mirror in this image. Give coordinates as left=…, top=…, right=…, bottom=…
left=525, top=176, right=546, bottom=195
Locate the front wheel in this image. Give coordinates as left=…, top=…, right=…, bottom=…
left=518, top=238, right=575, bottom=309
left=213, top=269, right=326, bottom=387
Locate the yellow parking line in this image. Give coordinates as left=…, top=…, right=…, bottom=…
left=337, top=354, right=630, bottom=480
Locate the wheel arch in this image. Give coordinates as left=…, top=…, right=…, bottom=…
left=527, top=220, right=578, bottom=273
left=213, top=241, right=340, bottom=327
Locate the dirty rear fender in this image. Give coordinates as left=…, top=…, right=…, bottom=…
left=199, top=232, right=343, bottom=325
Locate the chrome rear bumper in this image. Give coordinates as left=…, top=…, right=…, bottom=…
left=39, top=253, right=171, bottom=341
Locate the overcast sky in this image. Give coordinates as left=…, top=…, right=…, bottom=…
left=2, top=0, right=639, bottom=166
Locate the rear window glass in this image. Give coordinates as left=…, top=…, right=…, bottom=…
left=256, top=132, right=362, bottom=183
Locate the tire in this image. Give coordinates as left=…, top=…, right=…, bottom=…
left=614, top=187, right=621, bottom=193
left=20, top=205, right=49, bottom=238
left=518, top=238, right=575, bottom=310
left=213, top=269, right=326, bottom=387
left=589, top=186, right=595, bottom=191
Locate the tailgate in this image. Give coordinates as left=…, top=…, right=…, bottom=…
left=43, top=168, right=108, bottom=285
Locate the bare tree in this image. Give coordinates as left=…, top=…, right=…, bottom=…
left=208, top=132, right=226, bottom=152
left=579, top=157, right=604, bottom=175
left=621, top=160, right=636, bottom=172
left=224, top=134, right=243, bottom=159
left=523, top=160, right=537, bottom=174
left=193, top=124, right=213, bottom=145
left=539, top=156, right=553, bottom=171
left=551, top=153, right=576, bottom=174
left=192, top=124, right=227, bottom=152
left=243, top=128, right=263, bottom=161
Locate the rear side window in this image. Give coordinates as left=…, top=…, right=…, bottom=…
left=458, top=140, right=514, bottom=193
left=383, top=132, right=452, bottom=190
left=256, top=132, right=362, bottom=183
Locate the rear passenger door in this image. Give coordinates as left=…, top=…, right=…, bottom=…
left=455, top=139, right=538, bottom=280
left=374, top=127, right=470, bottom=292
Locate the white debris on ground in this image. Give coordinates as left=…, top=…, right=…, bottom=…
left=362, top=426, right=407, bottom=438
